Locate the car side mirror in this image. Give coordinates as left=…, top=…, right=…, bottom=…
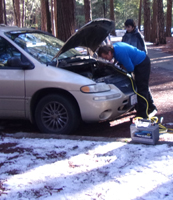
left=20, top=62, right=33, bottom=69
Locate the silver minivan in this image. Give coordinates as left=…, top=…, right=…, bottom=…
left=0, top=19, right=137, bottom=135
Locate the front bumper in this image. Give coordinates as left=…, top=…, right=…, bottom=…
left=71, top=86, right=136, bottom=122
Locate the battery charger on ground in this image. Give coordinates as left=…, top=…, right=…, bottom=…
left=130, top=119, right=159, bottom=145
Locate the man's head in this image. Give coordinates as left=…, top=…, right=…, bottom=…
left=124, top=19, right=136, bottom=33
left=97, top=45, right=114, bottom=61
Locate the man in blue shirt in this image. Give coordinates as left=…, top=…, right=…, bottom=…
left=97, top=42, right=157, bottom=119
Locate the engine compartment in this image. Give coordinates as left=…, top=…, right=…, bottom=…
left=58, top=56, right=135, bottom=94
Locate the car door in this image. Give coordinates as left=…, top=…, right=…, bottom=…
left=0, top=36, right=25, bottom=118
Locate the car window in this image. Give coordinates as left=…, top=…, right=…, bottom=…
left=5, top=31, right=82, bottom=66
left=0, top=36, right=31, bottom=69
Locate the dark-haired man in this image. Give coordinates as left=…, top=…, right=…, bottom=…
left=97, top=43, right=157, bottom=119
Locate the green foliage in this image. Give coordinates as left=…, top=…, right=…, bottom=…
left=92, top=0, right=110, bottom=19
left=76, top=0, right=140, bottom=29
left=114, top=0, right=140, bottom=29
left=5, top=0, right=41, bottom=28
left=76, top=1, right=85, bottom=28
left=24, top=0, right=41, bottom=28
left=5, top=0, right=14, bottom=25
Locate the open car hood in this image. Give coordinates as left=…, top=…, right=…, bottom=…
left=54, top=18, right=115, bottom=58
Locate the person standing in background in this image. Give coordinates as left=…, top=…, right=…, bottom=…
left=122, top=19, right=147, bottom=54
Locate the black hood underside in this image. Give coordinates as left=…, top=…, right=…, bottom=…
left=55, top=18, right=115, bottom=58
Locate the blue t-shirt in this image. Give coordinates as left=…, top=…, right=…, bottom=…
left=113, top=42, right=146, bottom=72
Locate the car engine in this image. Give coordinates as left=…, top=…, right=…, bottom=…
left=58, top=56, right=135, bottom=94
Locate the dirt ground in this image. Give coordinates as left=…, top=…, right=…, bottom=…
left=0, top=44, right=173, bottom=138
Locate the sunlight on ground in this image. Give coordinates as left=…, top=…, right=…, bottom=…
left=150, top=55, right=173, bottom=60
left=5, top=141, right=173, bottom=200
left=151, top=58, right=173, bottom=64
left=1, top=137, right=173, bottom=199
left=110, top=116, right=132, bottom=127
left=4, top=142, right=123, bottom=193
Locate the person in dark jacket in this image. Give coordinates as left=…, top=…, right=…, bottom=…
left=122, top=19, right=147, bottom=53
left=97, top=43, right=157, bottom=119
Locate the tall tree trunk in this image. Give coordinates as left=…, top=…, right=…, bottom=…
left=54, top=0, right=58, bottom=37
left=103, top=0, right=106, bottom=18
left=0, top=0, right=3, bottom=24
left=150, top=0, right=157, bottom=43
left=110, top=0, right=116, bottom=36
left=25, top=0, right=28, bottom=27
left=57, top=0, right=75, bottom=42
left=110, top=0, right=114, bottom=21
left=138, top=0, right=142, bottom=31
left=3, top=0, right=7, bottom=25
left=13, top=0, right=20, bottom=27
left=166, top=0, right=172, bottom=37
left=46, top=0, right=51, bottom=33
left=51, top=0, right=55, bottom=35
left=3, top=0, right=7, bottom=24
left=157, top=0, right=166, bottom=44
left=41, top=0, right=51, bottom=33
left=84, top=0, right=92, bottom=23
left=143, top=0, right=150, bottom=41
left=22, top=0, right=25, bottom=27
left=41, top=0, right=46, bottom=31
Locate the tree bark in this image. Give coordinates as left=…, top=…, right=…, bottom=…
left=150, top=0, right=157, bottom=43
left=157, top=0, right=166, bottom=44
left=166, top=0, right=172, bottom=37
left=110, top=0, right=116, bottom=36
left=138, top=0, right=142, bottom=31
left=84, top=0, right=92, bottom=23
left=22, top=0, right=25, bottom=27
left=143, top=0, right=150, bottom=41
left=3, top=0, right=7, bottom=24
left=57, top=0, right=75, bottom=42
left=0, top=0, right=3, bottom=24
left=103, top=0, right=106, bottom=18
left=110, top=0, right=114, bottom=21
left=54, top=0, right=58, bottom=37
left=51, top=0, right=55, bottom=35
left=13, top=0, right=20, bottom=27
left=41, top=0, right=51, bottom=33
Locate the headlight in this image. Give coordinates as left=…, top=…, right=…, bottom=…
left=81, top=83, right=110, bottom=93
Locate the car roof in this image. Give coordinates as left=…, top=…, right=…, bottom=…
left=0, top=25, right=34, bottom=33
left=0, top=25, right=55, bottom=39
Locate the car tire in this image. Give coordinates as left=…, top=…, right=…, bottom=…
left=35, top=94, right=80, bottom=135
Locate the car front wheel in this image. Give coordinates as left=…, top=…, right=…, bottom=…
left=35, top=94, right=80, bottom=135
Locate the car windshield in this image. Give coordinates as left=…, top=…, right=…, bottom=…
left=5, top=31, right=82, bottom=66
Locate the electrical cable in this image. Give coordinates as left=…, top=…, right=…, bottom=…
left=116, top=66, right=173, bottom=134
